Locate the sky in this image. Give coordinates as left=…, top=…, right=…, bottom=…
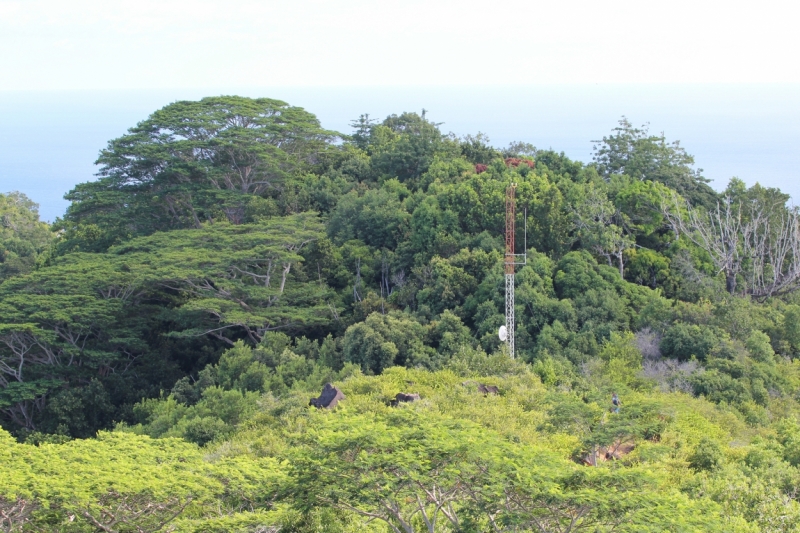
left=1, top=1, right=798, bottom=221
left=1, top=0, right=799, bottom=90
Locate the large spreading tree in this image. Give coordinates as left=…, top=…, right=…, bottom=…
left=57, top=96, right=340, bottom=252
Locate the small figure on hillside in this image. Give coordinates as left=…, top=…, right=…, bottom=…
left=611, top=392, right=621, bottom=413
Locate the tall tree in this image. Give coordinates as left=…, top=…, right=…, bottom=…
left=366, top=111, right=459, bottom=184
left=111, top=213, right=331, bottom=345
left=0, top=214, right=330, bottom=433
left=593, top=118, right=718, bottom=209
left=0, top=192, right=53, bottom=282
left=58, top=96, right=340, bottom=252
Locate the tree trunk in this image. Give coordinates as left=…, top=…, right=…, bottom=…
left=726, top=272, right=737, bottom=294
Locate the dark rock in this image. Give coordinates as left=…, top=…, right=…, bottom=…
left=477, top=384, right=499, bottom=395
left=461, top=381, right=500, bottom=395
left=309, top=383, right=345, bottom=409
left=390, top=392, right=421, bottom=407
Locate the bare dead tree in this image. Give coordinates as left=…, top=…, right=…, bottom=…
left=747, top=204, right=800, bottom=299
left=662, top=192, right=800, bottom=300
left=640, top=358, right=699, bottom=394
left=79, top=492, right=192, bottom=533
left=0, top=497, right=37, bottom=533
left=380, top=253, right=393, bottom=315
left=572, top=186, right=634, bottom=278
left=316, top=478, right=466, bottom=533
left=353, top=258, right=363, bottom=303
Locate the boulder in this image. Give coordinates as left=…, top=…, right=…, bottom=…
left=390, top=392, right=421, bottom=407
left=583, top=440, right=635, bottom=466
left=461, top=381, right=500, bottom=395
left=309, top=383, right=345, bottom=409
left=477, top=384, right=499, bottom=395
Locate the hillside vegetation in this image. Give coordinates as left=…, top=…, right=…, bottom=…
left=2, top=96, right=800, bottom=532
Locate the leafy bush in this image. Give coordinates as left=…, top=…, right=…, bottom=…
left=183, top=416, right=229, bottom=446
left=689, top=436, right=724, bottom=471
left=660, top=323, right=719, bottom=362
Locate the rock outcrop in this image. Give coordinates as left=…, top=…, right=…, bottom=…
left=309, top=383, right=345, bottom=409
left=390, top=392, right=421, bottom=407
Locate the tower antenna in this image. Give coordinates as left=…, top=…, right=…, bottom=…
left=501, top=184, right=526, bottom=358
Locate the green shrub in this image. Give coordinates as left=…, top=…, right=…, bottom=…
left=688, top=436, right=724, bottom=471
left=183, top=416, right=229, bottom=446
left=661, top=323, right=719, bottom=362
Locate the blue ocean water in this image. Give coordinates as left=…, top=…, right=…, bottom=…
left=1, top=85, right=798, bottom=222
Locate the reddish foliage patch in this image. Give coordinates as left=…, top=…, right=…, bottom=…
left=583, top=440, right=636, bottom=466
left=504, top=158, right=535, bottom=169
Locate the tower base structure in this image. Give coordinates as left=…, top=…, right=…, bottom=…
left=505, top=273, right=515, bottom=358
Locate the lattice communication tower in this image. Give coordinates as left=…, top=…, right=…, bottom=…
left=503, top=184, right=526, bottom=358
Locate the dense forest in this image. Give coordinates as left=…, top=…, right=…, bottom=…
left=2, top=96, right=800, bottom=532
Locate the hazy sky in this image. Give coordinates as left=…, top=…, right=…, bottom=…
left=2, top=1, right=799, bottom=220
left=1, top=0, right=798, bottom=90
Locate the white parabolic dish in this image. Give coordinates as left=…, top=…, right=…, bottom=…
left=498, top=325, right=507, bottom=342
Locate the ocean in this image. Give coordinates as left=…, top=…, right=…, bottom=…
left=1, top=84, right=798, bottom=222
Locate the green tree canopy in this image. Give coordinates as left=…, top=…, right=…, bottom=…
left=58, top=96, right=340, bottom=252
left=0, top=192, right=53, bottom=282
left=0, top=214, right=330, bottom=433
left=592, top=117, right=718, bottom=209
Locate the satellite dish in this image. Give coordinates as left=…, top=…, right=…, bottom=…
left=498, top=325, right=507, bottom=342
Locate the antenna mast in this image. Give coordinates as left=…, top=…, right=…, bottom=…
left=504, top=184, right=518, bottom=358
